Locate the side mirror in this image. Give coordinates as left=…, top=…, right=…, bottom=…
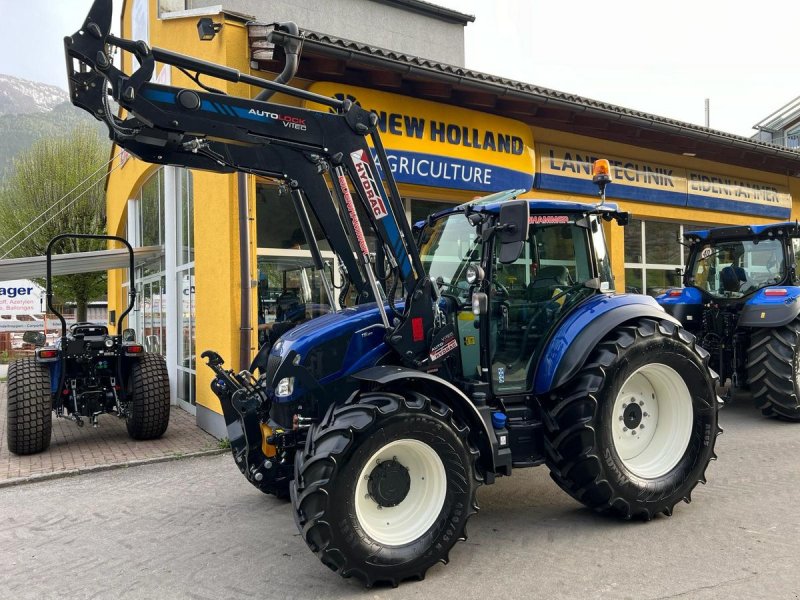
left=497, top=200, right=529, bottom=264
left=22, top=331, right=46, bottom=347
left=122, top=328, right=136, bottom=342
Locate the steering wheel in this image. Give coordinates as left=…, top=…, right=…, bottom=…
left=508, top=281, right=585, bottom=369
left=493, top=281, right=510, bottom=297
left=436, top=276, right=468, bottom=298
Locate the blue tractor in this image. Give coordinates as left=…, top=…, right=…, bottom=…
left=66, top=1, right=721, bottom=586
left=658, top=222, right=800, bottom=421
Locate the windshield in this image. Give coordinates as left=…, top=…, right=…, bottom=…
left=419, top=212, right=480, bottom=299
left=688, top=238, right=785, bottom=298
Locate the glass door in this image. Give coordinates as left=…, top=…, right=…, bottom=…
left=135, top=273, right=167, bottom=356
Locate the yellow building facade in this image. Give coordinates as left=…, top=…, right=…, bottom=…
left=108, top=0, right=800, bottom=436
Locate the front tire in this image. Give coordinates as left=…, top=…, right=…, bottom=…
left=6, top=357, right=52, bottom=455
left=543, top=319, right=721, bottom=520
left=746, top=320, right=800, bottom=421
left=126, top=354, right=170, bottom=440
left=291, top=390, right=481, bottom=587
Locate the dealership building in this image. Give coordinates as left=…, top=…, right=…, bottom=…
left=107, top=0, right=800, bottom=437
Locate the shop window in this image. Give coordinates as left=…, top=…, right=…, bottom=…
left=624, top=219, right=643, bottom=263
left=644, top=221, right=681, bottom=265
left=177, top=170, right=194, bottom=266
left=646, top=269, right=682, bottom=297
left=175, top=169, right=195, bottom=407
left=255, top=183, right=330, bottom=252
left=137, top=169, right=165, bottom=277
left=623, top=219, right=712, bottom=297
left=625, top=267, right=644, bottom=295
left=177, top=267, right=195, bottom=406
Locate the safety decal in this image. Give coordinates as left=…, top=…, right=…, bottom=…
left=350, top=149, right=389, bottom=219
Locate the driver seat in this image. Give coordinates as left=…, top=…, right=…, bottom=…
left=720, top=265, right=746, bottom=292
left=527, top=265, right=570, bottom=303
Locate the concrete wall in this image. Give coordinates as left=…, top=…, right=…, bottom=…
left=183, top=0, right=467, bottom=66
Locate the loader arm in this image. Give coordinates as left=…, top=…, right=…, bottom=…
left=65, top=0, right=450, bottom=367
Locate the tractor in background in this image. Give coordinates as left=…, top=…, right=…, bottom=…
left=659, top=222, right=800, bottom=421
left=5, top=234, right=169, bottom=455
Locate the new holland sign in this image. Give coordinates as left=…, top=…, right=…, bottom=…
left=306, top=83, right=535, bottom=194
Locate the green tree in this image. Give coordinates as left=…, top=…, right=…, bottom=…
left=0, top=125, right=110, bottom=321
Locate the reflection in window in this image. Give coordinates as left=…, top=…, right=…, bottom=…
left=255, top=183, right=330, bottom=252
left=624, top=218, right=643, bottom=263
left=645, top=221, right=681, bottom=265
left=256, top=256, right=333, bottom=346
left=177, top=267, right=196, bottom=405
left=625, top=268, right=643, bottom=294
left=177, top=170, right=194, bottom=266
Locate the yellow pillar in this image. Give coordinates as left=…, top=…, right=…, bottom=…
left=193, top=171, right=242, bottom=415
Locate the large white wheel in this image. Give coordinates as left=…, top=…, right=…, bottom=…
left=354, top=439, right=447, bottom=546
left=612, top=364, right=694, bottom=479
left=543, top=319, right=721, bottom=520
left=291, top=390, right=481, bottom=587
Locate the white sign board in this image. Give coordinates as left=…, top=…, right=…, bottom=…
left=0, top=280, right=43, bottom=315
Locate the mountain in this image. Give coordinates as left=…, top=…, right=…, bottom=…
left=0, top=75, right=107, bottom=176
left=0, top=75, right=69, bottom=116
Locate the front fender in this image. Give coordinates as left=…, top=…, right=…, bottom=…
left=739, top=286, right=800, bottom=327
left=351, top=366, right=496, bottom=474
left=534, top=294, right=680, bottom=394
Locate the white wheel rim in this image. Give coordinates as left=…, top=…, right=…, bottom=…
left=355, top=439, right=446, bottom=546
left=612, top=363, right=694, bottom=479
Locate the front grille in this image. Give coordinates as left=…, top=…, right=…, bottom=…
left=264, top=352, right=282, bottom=387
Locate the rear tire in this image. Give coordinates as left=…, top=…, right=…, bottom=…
left=126, top=354, right=170, bottom=440
left=746, top=320, right=800, bottom=421
left=6, top=358, right=52, bottom=455
left=543, top=319, right=722, bottom=520
left=291, top=389, right=481, bottom=587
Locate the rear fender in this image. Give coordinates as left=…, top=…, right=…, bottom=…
left=534, top=294, right=680, bottom=394
left=739, top=286, right=800, bottom=328
left=351, top=366, right=495, bottom=474
left=656, top=287, right=704, bottom=329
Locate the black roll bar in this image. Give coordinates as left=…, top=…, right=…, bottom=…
left=46, top=233, right=136, bottom=338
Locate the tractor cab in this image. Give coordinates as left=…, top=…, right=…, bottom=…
left=420, top=196, right=622, bottom=396
left=683, top=224, right=796, bottom=300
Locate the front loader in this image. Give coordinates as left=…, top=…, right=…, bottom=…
left=65, top=0, right=721, bottom=586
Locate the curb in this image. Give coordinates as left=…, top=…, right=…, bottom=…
left=0, top=447, right=229, bottom=489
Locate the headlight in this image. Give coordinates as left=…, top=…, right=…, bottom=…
left=465, top=264, right=484, bottom=285
left=275, top=377, right=295, bottom=397
left=104, top=338, right=114, bottom=348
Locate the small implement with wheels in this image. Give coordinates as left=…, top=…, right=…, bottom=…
left=5, top=233, right=170, bottom=455
left=658, top=222, right=800, bottom=421
left=65, top=0, right=721, bottom=587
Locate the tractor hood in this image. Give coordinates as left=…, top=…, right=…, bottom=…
left=265, top=302, right=396, bottom=400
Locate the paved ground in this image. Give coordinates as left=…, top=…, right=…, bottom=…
left=0, top=383, right=220, bottom=484
left=1, top=394, right=799, bottom=600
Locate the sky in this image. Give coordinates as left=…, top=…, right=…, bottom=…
left=2, top=0, right=799, bottom=138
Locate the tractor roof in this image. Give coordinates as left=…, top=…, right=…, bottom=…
left=685, top=221, right=800, bottom=242
left=419, top=189, right=627, bottom=227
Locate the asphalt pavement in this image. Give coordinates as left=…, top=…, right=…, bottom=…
left=1, top=394, right=799, bottom=600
